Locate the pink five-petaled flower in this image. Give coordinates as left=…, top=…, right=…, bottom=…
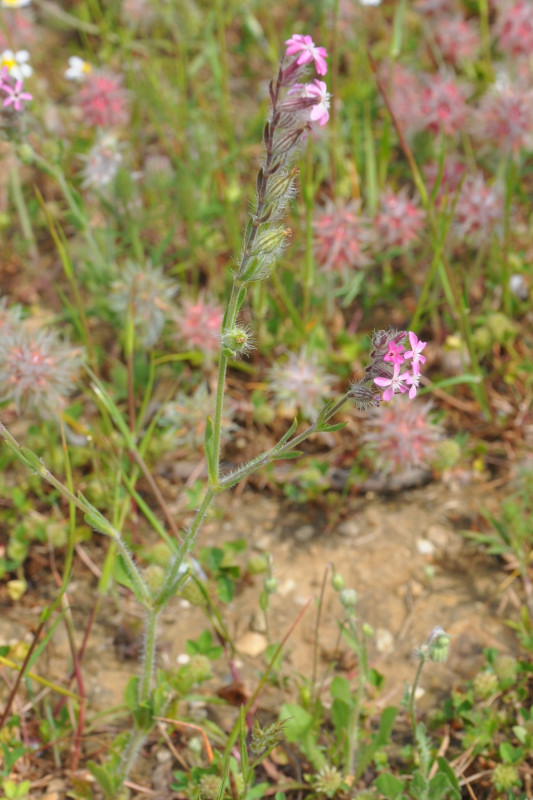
left=284, top=34, right=328, bottom=76
left=404, top=331, right=427, bottom=374
left=404, top=369, right=421, bottom=399
left=304, top=79, right=330, bottom=126
left=1, top=77, right=32, bottom=110
left=383, top=340, right=405, bottom=367
left=374, top=363, right=408, bottom=402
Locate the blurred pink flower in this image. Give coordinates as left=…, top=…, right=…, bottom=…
left=380, top=63, right=422, bottom=137
left=363, top=397, right=442, bottom=474
left=414, top=0, right=459, bottom=16
left=419, top=73, right=468, bottom=136
left=433, top=16, right=480, bottom=64
left=176, top=296, right=223, bottom=354
left=305, top=79, right=331, bottom=126
left=0, top=324, right=84, bottom=418
left=77, top=69, right=129, bottom=128
left=284, top=34, right=328, bottom=75
left=496, top=0, right=533, bottom=58
left=374, top=188, right=425, bottom=250
left=424, top=158, right=466, bottom=204
left=452, top=174, right=503, bottom=245
left=473, top=86, right=533, bottom=154
left=313, top=199, right=372, bottom=273
left=0, top=73, right=32, bottom=111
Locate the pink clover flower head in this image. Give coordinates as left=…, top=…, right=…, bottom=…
left=452, top=174, right=503, bottom=245
left=419, top=73, right=468, bottom=136
left=159, top=382, right=238, bottom=450
left=176, top=295, right=223, bottom=354
left=313, top=199, right=373, bottom=274
left=77, top=69, right=129, bottom=128
left=374, top=363, right=408, bottom=402
left=363, top=397, right=442, bottom=474
left=1, top=77, right=32, bottom=110
left=0, top=324, right=85, bottom=418
left=268, top=349, right=335, bottom=420
left=374, top=188, right=425, bottom=250
left=414, top=0, right=459, bottom=15
left=404, top=331, right=427, bottom=372
left=473, top=86, right=533, bottom=155
left=433, top=16, right=480, bottom=64
left=496, top=0, right=533, bottom=58
left=379, top=62, right=423, bottom=138
left=284, top=34, right=328, bottom=75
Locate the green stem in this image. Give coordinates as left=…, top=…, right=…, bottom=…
left=139, top=608, right=159, bottom=703
left=408, top=656, right=426, bottom=736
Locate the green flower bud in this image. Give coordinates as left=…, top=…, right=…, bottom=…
left=143, top=565, right=166, bottom=595
left=251, top=225, right=291, bottom=257
left=264, top=576, right=278, bottom=594
left=179, top=578, right=207, bottom=607
left=247, top=554, right=269, bottom=575
left=426, top=626, right=450, bottom=663
left=339, top=588, right=357, bottom=609
left=198, top=774, right=223, bottom=800
left=331, top=572, right=345, bottom=592
left=221, top=325, right=254, bottom=358
left=7, top=578, right=27, bottom=601
left=188, top=654, right=212, bottom=683
left=314, top=765, right=343, bottom=798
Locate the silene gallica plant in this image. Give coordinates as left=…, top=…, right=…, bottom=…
left=0, top=34, right=428, bottom=797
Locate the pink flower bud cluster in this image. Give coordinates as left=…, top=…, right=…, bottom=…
left=0, top=64, right=32, bottom=112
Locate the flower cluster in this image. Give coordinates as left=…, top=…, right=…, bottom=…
left=235, top=34, right=329, bottom=286
left=350, top=330, right=428, bottom=408
left=76, top=69, right=129, bottom=129
left=269, top=350, right=336, bottom=420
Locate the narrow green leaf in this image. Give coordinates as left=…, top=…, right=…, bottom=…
left=275, top=450, right=303, bottom=460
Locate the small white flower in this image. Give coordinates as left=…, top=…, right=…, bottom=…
left=65, top=56, right=92, bottom=82
left=360, top=0, right=382, bottom=4
left=1, top=0, right=32, bottom=7
left=0, top=49, right=32, bottom=81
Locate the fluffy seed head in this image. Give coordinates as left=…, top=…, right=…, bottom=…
left=473, top=86, right=533, bottom=154
left=268, top=350, right=336, bottom=420
left=109, top=261, right=178, bottom=347
left=496, top=0, right=533, bottom=58
left=0, top=324, right=85, bottom=418
left=452, top=174, right=503, bottom=245
left=80, top=133, right=123, bottom=189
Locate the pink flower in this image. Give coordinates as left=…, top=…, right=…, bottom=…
left=304, top=79, right=330, bottom=126
left=404, top=369, right=421, bottom=399
left=77, top=69, right=129, bottom=128
left=404, top=332, right=427, bottom=372
left=452, top=174, right=503, bottom=245
left=284, top=34, right=328, bottom=75
left=380, top=63, right=423, bottom=137
left=176, top=296, right=223, bottom=354
left=269, top=350, right=335, bottom=420
left=472, top=86, right=533, bottom=154
left=383, top=341, right=405, bottom=367
left=313, top=200, right=372, bottom=273
left=374, top=188, right=425, bottom=250
left=374, top=363, right=408, bottom=402
left=496, top=0, right=533, bottom=58
left=363, top=397, right=441, bottom=474
left=419, top=73, right=468, bottom=136
left=433, top=16, right=480, bottom=64
left=1, top=77, right=32, bottom=110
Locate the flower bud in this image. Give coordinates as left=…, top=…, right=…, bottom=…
left=221, top=325, right=254, bottom=358
left=251, top=226, right=292, bottom=257
left=426, top=626, right=450, bottom=663
left=263, top=167, right=299, bottom=210
left=331, top=572, right=345, bottom=591
left=339, top=588, right=357, bottom=609
left=264, top=576, right=278, bottom=594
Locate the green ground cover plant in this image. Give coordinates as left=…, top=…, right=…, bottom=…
left=0, top=0, right=532, bottom=798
